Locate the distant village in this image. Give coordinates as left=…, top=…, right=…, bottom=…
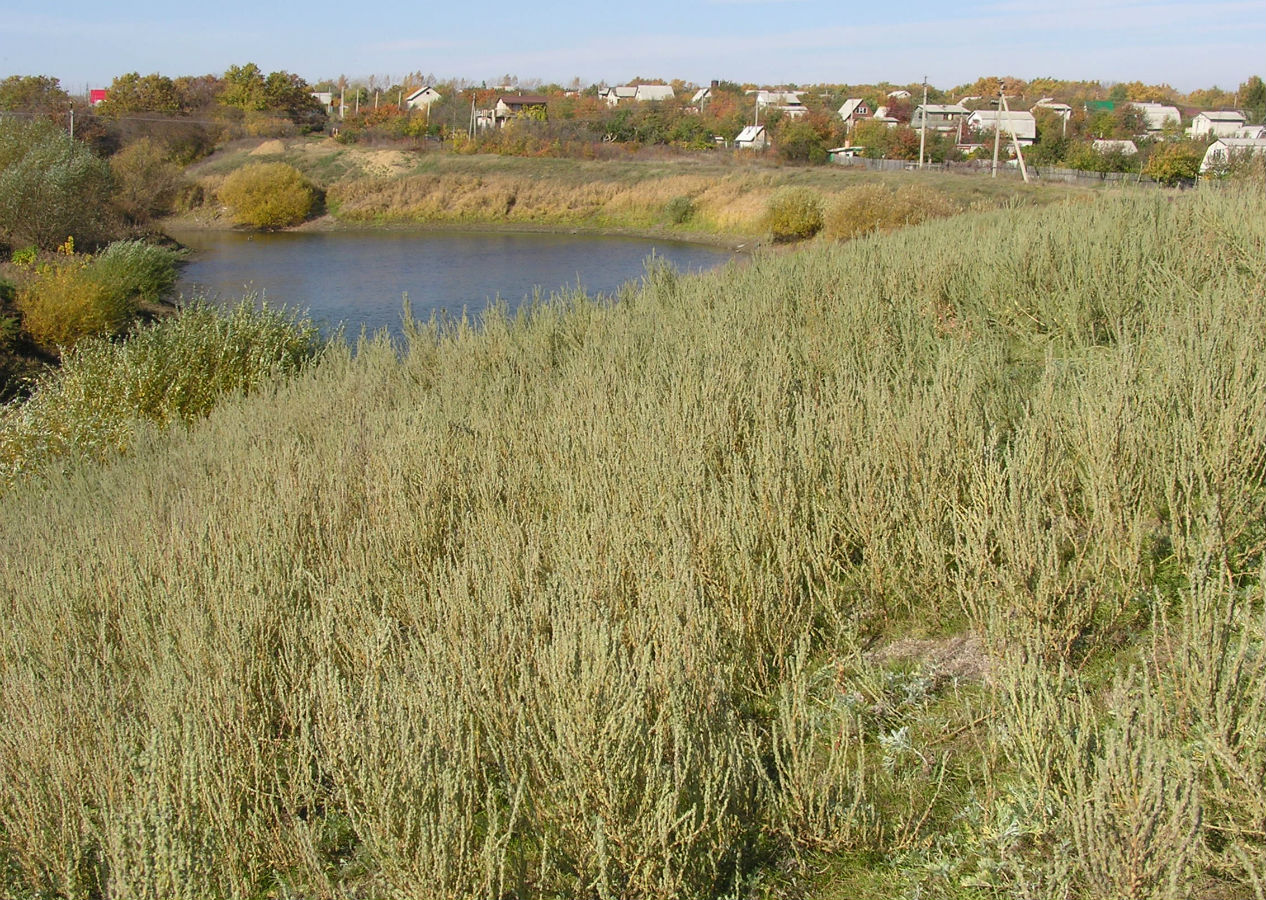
left=47, top=68, right=1266, bottom=180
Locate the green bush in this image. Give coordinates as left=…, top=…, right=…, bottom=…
left=0, top=118, right=116, bottom=249
left=765, top=187, right=823, bottom=242
left=218, top=162, right=317, bottom=229
left=88, top=240, right=181, bottom=304
left=664, top=195, right=695, bottom=225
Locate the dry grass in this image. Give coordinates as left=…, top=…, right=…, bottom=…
left=2, top=188, right=1263, bottom=898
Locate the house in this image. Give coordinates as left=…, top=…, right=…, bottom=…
left=1093, top=139, right=1139, bottom=156
left=735, top=124, right=769, bottom=150
left=1200, top=137, right=1266, bottom=173
left=1187, top=110, right=1247, bottom=138
left=405, top=86, right=443, bottom=111
left=910, top=104, right=970, bottom=133
left=493, top=94, right=549, bottom=125
left=1130, top=102, right=1181, bottom=133
left=870, top=105, right=899, bottom=127
left=310, top=91, right=334, bottom=109
left=967, top=109, right=1036, bottom=144
left=888, top=89, right=912, bottom=100
left=1032, top=98, right=1073, bottom=119
left=752, top=90, right=807, bottom=119
left=837, top=98, right=872, bottom=130
left=827, top=145, right=866, bottom=163
left=690, top=87, right=711, bottom=105
left=603, top=84, right=675, bottom=106
left=1236, top=125, right=1266, bottom=139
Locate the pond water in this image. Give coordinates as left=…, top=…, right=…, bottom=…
left=170, top=229, right=736, bottom=340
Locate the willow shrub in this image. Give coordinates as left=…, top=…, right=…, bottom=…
left=218, top=161, right=318, bottom=228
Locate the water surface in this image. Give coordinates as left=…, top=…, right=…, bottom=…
left=171, top=229, right=734, bottom=339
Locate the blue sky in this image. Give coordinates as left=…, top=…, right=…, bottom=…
left=1, top=0, right=1260, bottom=94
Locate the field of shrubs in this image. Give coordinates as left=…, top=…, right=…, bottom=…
left=0, top=187, right=1262, bottom=898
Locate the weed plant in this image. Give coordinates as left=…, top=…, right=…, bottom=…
left=0, top=188, right=1263, bottom=898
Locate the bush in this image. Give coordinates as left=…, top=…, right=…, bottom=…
left=218, top=162, right=317, bottom=229
left=765, top=187, right=823, bottom=242
left=109, top=138, right=187, bottom=224
left=665, top=195, right=695, bottom=225
left=15, top=258, right=135, bottom=347
left=89, top=240, right=181, bottom=304
left=1143, top=142, right=1205, bottom=186
left=0, top=118, right=116, bottom=249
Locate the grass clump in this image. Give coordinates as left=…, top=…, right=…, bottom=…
left=764, top=186, right=823, bottom=241
left=0, top=299, right=319, bottom=489
left=218, top=161, right=318, bottom=228
left=665, top=194, right=696, bottom=224
left=823, top=182, right=959, bottom=241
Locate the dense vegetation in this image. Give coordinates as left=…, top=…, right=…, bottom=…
left=0, top=188, right=1262, bottom=898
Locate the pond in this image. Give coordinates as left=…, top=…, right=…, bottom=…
left=170, top=229, right=736, bottom=340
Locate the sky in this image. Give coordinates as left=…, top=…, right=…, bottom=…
left=0, top=0, right=1261, bottom=95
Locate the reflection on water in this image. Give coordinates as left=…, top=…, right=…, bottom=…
left=170, top=229, right=734, bottom=340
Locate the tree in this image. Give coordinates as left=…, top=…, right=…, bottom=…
left=219, top=64, right=325, bottom=129
left=99, top=73, right=184, bottom=114
left=1143, top=142, right=1204, bottom=186
left=0, top=75, right=71, bottom=119
left=776, top=120, right=828, bottom=164
left=0, top=118, right=116, bottom=249
left=1239, top=76, right=1266, bottom=124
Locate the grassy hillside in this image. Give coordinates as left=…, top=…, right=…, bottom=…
left=1, top=188, right=1263, bottom=899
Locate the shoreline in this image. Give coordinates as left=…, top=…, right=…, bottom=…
left=159, top=211, right=759, bottom=252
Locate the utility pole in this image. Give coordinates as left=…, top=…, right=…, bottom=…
left=918, top=75, right=928, bottom=169
left=991, top=82, right=1003, bottom=178
left=340, top=85, right=345, bottom=120
left=69, top=107, right=74, bottom=140
left=1000, top=91, right=1030, bottom=183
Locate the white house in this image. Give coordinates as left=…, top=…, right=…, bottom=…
left=1200, top=137, right=1266, bottom=173
left=735, top=124, right=769, bottom=150
left=837, top=98, right=871, bottom=130
left=888, top=89, right=912, bottom=100
left=967, top=109, right=1036, bottom=144
left=1187, top=110, right=1247, bottom=138
left=603, top=84, right=675, bottom=106
left=404, top=86, right=442, bottom=111
left=1130, top=102, right=1181, bottom=133
left=1032, top=97, right=1073, bottom=119
left=870, top=105, right=899, bottom=127
left=1236, top=125, right=1266, bottom=139
left=1093, top=139, right=1139, bottom=156
left=490, top=94, right=549, bottom=126
left=690, top=87, right=711, bottom=105
left=752, top=90, right=807, bottom=119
